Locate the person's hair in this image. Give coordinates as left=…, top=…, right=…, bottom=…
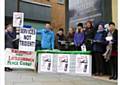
left=77, top=23, right=83, bottom=28
left=69, top=27, right=74, bottom=32
left=86, top=20, right=93, bottom=28
left=46, top=22, right=51, bottom=24
left=109, top=22, right=115, bottom=26
left=59, top=28, right=64, bottom=32
left=98, top=23, right=104, bottom=28
left=5, top=24, right=12, bottom=29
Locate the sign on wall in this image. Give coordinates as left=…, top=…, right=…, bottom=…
left=19, top=28, right=36, bottom=51
left=57, top=54, right=70, bottom=73
left=13, top=12, right=24, bottom=27
left=5, top=48, right=36, bottom=69
left=40, top=54, right=53, bottom=72
left=75, top=55, right=90, bottom=74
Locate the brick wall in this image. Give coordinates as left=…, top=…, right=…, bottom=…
left=33, top=0, right=66, bottom=33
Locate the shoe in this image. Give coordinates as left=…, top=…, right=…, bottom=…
left=113, top=76, right=117, bottom=80
left=5, top=68, right=13, bottom=72
left=109, top=76, right=114, bottom=80
left=9, top=68, right=13, bottom=71
left=99, top=73, right=103, bottom=76
left=95, top=73, right=99, bottom=76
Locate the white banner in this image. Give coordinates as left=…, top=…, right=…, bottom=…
left=19, top=28, right=36, bottom=51
left=57, top=54, right=70, bottom=73
left=5, top=48, right=36, bottom=69
left=75, top=55, right=90, bottom=74
left=40, top=54, right=53, bottom=72
left=13, top=12, right=24, bottom=27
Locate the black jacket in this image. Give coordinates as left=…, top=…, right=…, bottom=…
left=93, top=30, right=107, bottom=53
left=111, top=29, right=118, bottom=51
left=5, top=32, right=16, bottom=48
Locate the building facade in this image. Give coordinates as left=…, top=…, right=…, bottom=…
left=69, top=0, right=117, bottom=28
left=32, top=0, right=66, bottom=33
left=112, top=0, right=118, bottom=27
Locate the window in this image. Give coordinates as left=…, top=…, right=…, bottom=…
left=58, top=0, right=64, bottom=5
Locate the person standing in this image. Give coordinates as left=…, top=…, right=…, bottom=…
left=56, top=28, right=65, bottom=50
left=84, top=21, right=95, bottom=50
left=66, top=27, right=75, bottom=51
left=5, top=24, right=16, bottom=48
left=37, top=23, right=55, bottom=50
left=84, top=21, right=96, bottom=74
left=74, top=23, right=85, bottom=51
left=93, top=24, right=107, bottom=76
left=5, top=24, right=16, bottom=71
left=107, top=22, right=118, bottom=80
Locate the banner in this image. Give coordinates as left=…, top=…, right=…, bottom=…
left=75, top=55, right=90, bottom=74
left=5, top=48, right=36, bottom=69
left=19, top=28, right=36, bottom=51
left=40, top=54, right=53, bottom=72
left=57, top=54, right=70, bottom=73
left=13, top=12, right=24, bottom=27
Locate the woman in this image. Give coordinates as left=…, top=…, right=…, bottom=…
left=84, top=21, right=95, bottom=50
left=56, top=28, right=65, bottom=50
left=93, top=24, right=107, bottom=76
left=66, top=27, right=75, bottom=51
left=84, top=21, right=96, bottom=74
left=107, top=22, right=118, bottom=80
left=74, top=23, right=85, bottom=51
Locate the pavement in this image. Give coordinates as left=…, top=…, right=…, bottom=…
left=5, top=70, right=117, bottom=85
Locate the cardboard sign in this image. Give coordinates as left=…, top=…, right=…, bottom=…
left=5, top=48, right=36, bottom=69
left=75, top=55, right=90, bottom=74
left=13, top=12, right=24, bottom=27
left=40, top=54, right=53, bottom=72
left=19, top=28, right=36, bottom=51
left=57, top=54, right=70, bottom=73
left=81, top=44, right=86, bottom=51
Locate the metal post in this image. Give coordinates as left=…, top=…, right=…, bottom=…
left=65, top=0, right=69, bottom=33
left=17, top=0, right=20, bottom=12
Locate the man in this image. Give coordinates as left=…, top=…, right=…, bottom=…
left=5, top=24, right=16, bottom=71
left=5, top=24, right=16, bottom=48
left=37, top=23, right=55, bottom=50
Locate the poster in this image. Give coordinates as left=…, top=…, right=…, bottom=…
left=57, top=54, right=70, bottom=73
left=75, top=55, right=89, bottom=74
left=5, top=48, right=36, bottom=69
left=40, top=54, right=53, bottom=72
left=13, top=12, right=24, bottom=27
left=19, top=28, right=36, bottom=51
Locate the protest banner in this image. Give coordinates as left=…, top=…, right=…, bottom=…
left=5, top=48, right=36, bottom=69
left=75, top=54, right=91, bottom=74
left=40, top=53, right=53, bottom=72
left=19, top=28, right=36, bottom=51
left=57, top=54, right=70, bottom=73
left=13, top=12, right=24, bottom=27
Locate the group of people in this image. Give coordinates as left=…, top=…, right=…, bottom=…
left=56, top=21, right=117, bottom=80
left=5, top=21, right=117, bottom=80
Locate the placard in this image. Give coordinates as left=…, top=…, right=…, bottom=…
left=5, top=48, right=36, bottom=69
left=19, top=28, right=36, bottom=51
left=57, top=54, right=70, bottom=73
left=13, top=12, right=24, bottom=27
left=40, top=54, right=53, bottom=72
left=75, top=55, right=90, bottom=74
